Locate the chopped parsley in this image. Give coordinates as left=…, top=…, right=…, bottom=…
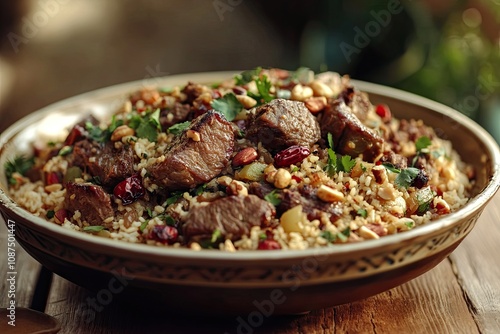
left=134, top=108, right=161, bottom=142
left=258, top=232, right=267, bottom=240
left=324, top=133, right=355, bottom=175
left=248, top=75, right=274, bottom=105
left=46, top=210, right=55, bottom=219
left=140, top=220, right=149, bottom=232
left=164, top=215, right=176, bottom=226
left=211, top=229, right=222, bottom=243
left=415, top=136, right=432, bottom=153
left=404, top=220, right=415, bottom=229
left=210, top=93, right=243, bottom=121
left=320, top=227, right=351, bottom=243
left=164, top=191, right=183, bottom=206
left=210, top=93, right=243, bottom=122
left=86, top=115, right=124, bottom=143
left=357, top=208, right=368, bottom=218
left=395, top=167, right=420, bottom=189
left=382, top=163, right=421, bottom=189
left=264, top=190, right=281, bottom=206
left=167, top=121, right=191, bottom=135
left=4, top=155, right=35, bottom=185
left=234, top=67, right=262, bottom=86
left=195, top=184, right=207, bottom=196
left=83, top=226, right=105, bottom=233
left=58, top=146, right=73, bottom=156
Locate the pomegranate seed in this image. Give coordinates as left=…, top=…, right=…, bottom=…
left=46, top=172, right=61, bottom=185
left=113, top=174, right=145, bottom=205
left=258, top=239, right=281, bottom=250
left=64, top=124, right=85, bottom=146
left=274, top=146, right=310, bottom=168
left=375, top=104, right=392, bottom=123
left=291, top=175, right=302, bottom=183
left=149, top=225, right=179, bottom=244
left=54, top=209, right=69, bottom=225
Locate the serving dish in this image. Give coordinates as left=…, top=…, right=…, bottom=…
left=1, top=71, right=499, bottom=315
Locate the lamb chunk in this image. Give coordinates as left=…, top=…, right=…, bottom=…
left=339, top=86, right=371, bottom=122
left=64, top=182, right=114, bottom=227
left=246, top=99, right=321, bottom=153
left=147, top=111, right=234, bottom=191
left=182, top=82, right=206, bottom=104
left=71, top=140, right=135, bottom=189
left=320, top=99, right=383, bottom=162
left=379, top=151, right=408, bottom=169
left=278, top=185, right=342, bottom=223
left=159, top=102, right=191, bottom=130
left=183, top=195, right=275, bottom=241
left=248, top=182, right=274, bottom=199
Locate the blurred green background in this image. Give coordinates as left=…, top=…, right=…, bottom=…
left=1, top=0, right=498, bottom=142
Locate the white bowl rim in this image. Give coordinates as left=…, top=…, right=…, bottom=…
left=1, top=71, right=499, bottom=261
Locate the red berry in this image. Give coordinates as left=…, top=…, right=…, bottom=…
left=258, top=239, right=281, bottom=250
left=113, top=174, right=145, bottom=205
left=375, top=104, right=392, bottom=123
left=291, top=175, right=302, bottom=183
left=46, top=172, right=61, bottom=185
left=274, top=146, right=311, bottom=168
left=149, top=225, right=179, bottom=244
left=54, top=209, right=69, bottom=225
left=64, top=124, right=85, bottom=146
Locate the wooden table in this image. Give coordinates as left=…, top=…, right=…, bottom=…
left=1, top=191, right=499, bottom=334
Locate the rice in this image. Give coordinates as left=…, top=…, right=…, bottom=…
left=5, top=68, right=473, bottom=251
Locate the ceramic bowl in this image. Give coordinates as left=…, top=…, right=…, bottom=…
left=1, top=72, right=499, bottom=315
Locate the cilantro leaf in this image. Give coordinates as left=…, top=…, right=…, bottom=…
left=415, top=136, right=432, bottom=152
left=340, top=155, right=356, bottom=173
left=320, top=227, right=351, bottom=243
left=83, top=226, right=105, bottom=233
left=248, top=75, right=274, bottom=104
left=404, top=220, right=415, bottom=229
left=264, top=190, right=281, bottom=206
left=130, top=109, right=161, bottom=142
left=85, top=116, right=124, bottom=143
left=325, top=148, right=337, bottom=177
left=4, top=155, right=35, bottom=185
left=327, top=133, right=334, bottom=149
left=416, top=187, right=435, bottom=214
left=167, top=121, right=191, bottom=135
left=382, top=163, right=401, bottom=173
left=320, top=231, right=336, bottom=243
left=164, top=191, right=183, bottom=206
left=395, top=167, right=420, bottom=189
left=210, top=93, right=243, bottom=121
left=234, top=67, right=262, bottom=86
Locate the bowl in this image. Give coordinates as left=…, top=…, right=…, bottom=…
left=1, top=72, right=499, bottom=315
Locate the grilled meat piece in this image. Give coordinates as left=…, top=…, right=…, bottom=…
left=183, top=194, right=275, bottom=241
left=246, top=99, right=321, bottom=153
left=64, top=182, right=114, bottom=227
left=148, top=111, right=234, bottom=191
left=160, top=102, right=191, bottom=130
left=321, top=99, right=383, bottom=162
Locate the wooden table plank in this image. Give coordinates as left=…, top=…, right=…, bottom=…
left=449, top=191, right=500, bottom=334
left=0, top=217, right=41, bottom=309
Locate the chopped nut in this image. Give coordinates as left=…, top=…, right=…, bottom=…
left=304, top=96, right=327, bottom=114
left=274, top=168, right=292, bottom=189
left=372, top=165, right=387, bottom=184
left=45, top=183, right=62, bottom=193
left=358, top=225, right=380, bottom=240
left=350, top=163, right=364, bottom=178
left=309, top=80, right=335, bottom=97
left=111, top=125, right=135, bottom=142
left=232, top=147, right=258, bottom=167
left=291, top=84, right=313, bottom=101
left=227, top=180, right=248, bottom=196
left=317, top=185, right=344, bottom=202
left=434, top=197, right=451, bottom=214
left=217, top=175, right=233, bottom=187
left=264, top=164, right=277, bottom=183
left=236, top=95, right=257, bottom=109
left=378, top=185, right=397, bottom=201
left=186, top=129, right=201, bottom=142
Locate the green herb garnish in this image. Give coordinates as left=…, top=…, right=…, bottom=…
left=357, top=208, right=368, bottom=218
left=416, top=187, right=435, bottom=215
left=4, top=155, right=35, bottom=185
left=46, top=210, right=55, bottom=219
left=382, top=163, right=401, bottom=173
left=167, top=121, right=191, bottom=135
left=140, top=220, right=149, bottom=232
left=58, top=146, right=73, bottom=156
left=395, top=167, right=420, bottom=189
left=248, top=75, right=274, bottom=105
left=83, top=226, right=105, bottom=233
left=164, top=191, right=183, bottom=206
left=320, top=227, right=351, bottom=243
left=340, top=155, right=356, bottom=173
left=210, top=93, right=243, bottom=121
left=415, top=136, right=432, bottom=153
left=131, top=108, right=161, bottom=142
left=234, top=67, right=262, bottom=86
left=264, top=190, right=281, bottom=206
left=211, top=229, right=222, bottom=243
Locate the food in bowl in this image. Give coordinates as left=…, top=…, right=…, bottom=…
left=4, top=68, right=474, bottom=250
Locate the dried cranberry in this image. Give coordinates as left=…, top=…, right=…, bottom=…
left=149, top=225, right=179, bottom=244
left=46, top=172, right=61, bottom=185
left=64, top=124, right=85, bottom=146
left=291, top=175, right=302, bottom=183
left=258, top=239, right=281, bottom=250
left=232, top=86, right=247, bottom=95
left=113, top=174, right=145, bottom=205
left=274, top=146, right=310, bottom=168
left=375, top=104, right=392, bottom=123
